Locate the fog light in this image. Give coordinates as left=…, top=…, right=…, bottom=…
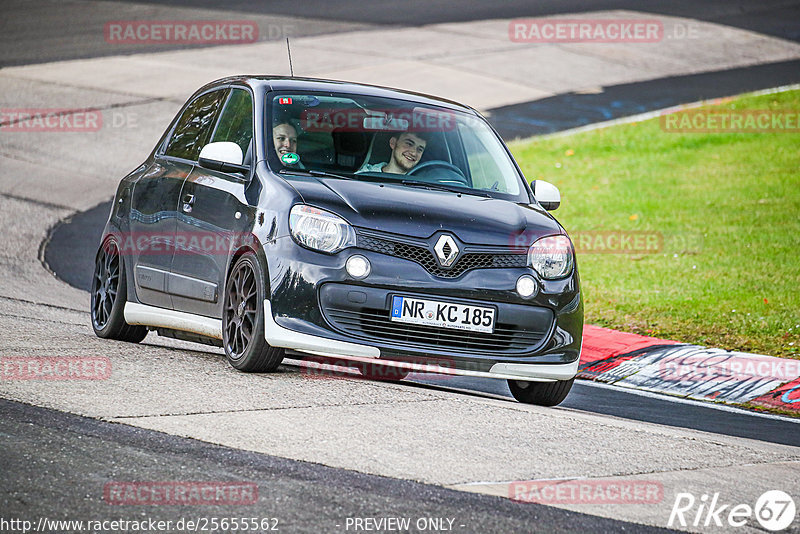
left=516, top=275, right=538, bottom=298
left=346, top=255, right=371, bottom=279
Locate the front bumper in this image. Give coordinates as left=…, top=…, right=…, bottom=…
left=263, top=236, right=583, bottom=382
left=264, top=300, right=579, bottom=382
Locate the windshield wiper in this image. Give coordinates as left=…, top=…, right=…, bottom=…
left=400, top=180, right=491, bottom=198
left=278, top=168, right=352, bottom=181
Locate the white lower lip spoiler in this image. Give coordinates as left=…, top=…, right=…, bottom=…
left=263, top=300, right=380, bottom=359
left=263, top=300, right=578, bottom=383
left=123, top=300, right=578, bottom=383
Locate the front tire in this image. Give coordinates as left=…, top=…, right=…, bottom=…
left=508, top=378, right=574, bottom=406
left=223, top=252, right=285, bottom=372
left=90, top=239, right=147, bottom=343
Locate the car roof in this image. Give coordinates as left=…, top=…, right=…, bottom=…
left=198, top=75, right=477, bottom=114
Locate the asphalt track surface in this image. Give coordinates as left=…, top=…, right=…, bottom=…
left=43, top=201, right=800, bottom=449
left=3, top=0, right=799, bottom=66
left=5, top=0, right=800, bottom=140
left=411, top=377, right=800, bottom=448
left=37, top=0, right=800, bottom=458
left=6, top=1, right=800, bottom=532
left=1, top=398, right=673, bottom=534
left=489, top=59, right=800, bottom=138
left=114, top=0, right=800, bottom=37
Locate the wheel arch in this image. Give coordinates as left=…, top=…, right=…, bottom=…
left=90, top=232, right=148, bottom=343
left=226, top=237, right=270, bottom=295
left=95, top=232, right=140, bottom=304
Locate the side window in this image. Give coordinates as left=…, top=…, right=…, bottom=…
left=165, top=90, right=227, bottom=161
left=210, top=88, right=253, bottom=154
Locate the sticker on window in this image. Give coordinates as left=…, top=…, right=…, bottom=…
left=280, top=152, right=300, bottom=165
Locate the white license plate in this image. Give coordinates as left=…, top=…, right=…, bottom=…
left=390, top=296, right=495, bottom=333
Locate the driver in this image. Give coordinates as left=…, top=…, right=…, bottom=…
left=272, top=121, right=306, bottom=169
left=273, top=122, right=298, bottom=159
left=358, top=132, right=428, bottom=174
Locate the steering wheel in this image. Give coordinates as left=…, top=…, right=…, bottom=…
left=407, top=160, right=469, bottom=185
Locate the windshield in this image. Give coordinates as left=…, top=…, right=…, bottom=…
left=266, top=91, right=529, bottom=201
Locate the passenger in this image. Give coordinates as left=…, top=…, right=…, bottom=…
left=358, top=132, right=428, bottom=174
left=272, top=122, right=300, bottom=162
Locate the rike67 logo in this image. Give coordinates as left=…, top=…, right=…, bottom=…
left=669, top=490, right=796, bottom=531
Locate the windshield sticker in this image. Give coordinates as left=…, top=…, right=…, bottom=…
left=280, top=152, right=300, bottom=165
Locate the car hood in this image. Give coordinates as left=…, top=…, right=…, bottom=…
left=284, top=175, right=564, bottom=247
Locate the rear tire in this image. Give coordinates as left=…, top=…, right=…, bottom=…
left=508, top=378, right=574, bottom=406
left=223, top=252, right=285, bottom=372
left=90, top=239, right=147, bottom=343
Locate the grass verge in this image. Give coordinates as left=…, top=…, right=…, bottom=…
left=510, top=89, right=800, bottom=358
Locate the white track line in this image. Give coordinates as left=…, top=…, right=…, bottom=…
left=580, top=379, right=800, bottom=423
left=530, top=83, right=800, bottom=140
left=284, top=357, right=799, bottom=423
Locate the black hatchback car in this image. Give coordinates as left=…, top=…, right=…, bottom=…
left=91, top=76, right=582, bottom=406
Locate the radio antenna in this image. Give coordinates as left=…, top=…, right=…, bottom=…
left=286, top=38, right=294, bottom=77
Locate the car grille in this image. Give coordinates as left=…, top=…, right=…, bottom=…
left=324, top=307, right=548, bottom=353
left=356, top=232, right=527, bottom=279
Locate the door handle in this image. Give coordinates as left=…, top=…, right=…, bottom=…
left=182, top=193, right=195, bottom=213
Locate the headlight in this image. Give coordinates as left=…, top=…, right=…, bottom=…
left=289, top=205, right=356, bottom=254
left=528, top=235, right=574, bottom=279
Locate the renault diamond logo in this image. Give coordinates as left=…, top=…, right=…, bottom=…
left=434, top=235, right=459, bottom=268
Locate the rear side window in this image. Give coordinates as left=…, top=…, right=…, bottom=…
left=165, top=90, right=227, bottom=161
left=210, top=88, right=253, bottom=154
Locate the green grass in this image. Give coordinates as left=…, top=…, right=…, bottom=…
left=509, top=89, right=800, bottom=358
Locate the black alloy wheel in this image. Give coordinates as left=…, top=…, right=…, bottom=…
left=223, top=252, right=285, bottom=372
left=90, top=239, right=147, bottom=342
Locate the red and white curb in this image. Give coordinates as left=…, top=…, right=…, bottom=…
left=579, top=325, right=800, bottom=413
